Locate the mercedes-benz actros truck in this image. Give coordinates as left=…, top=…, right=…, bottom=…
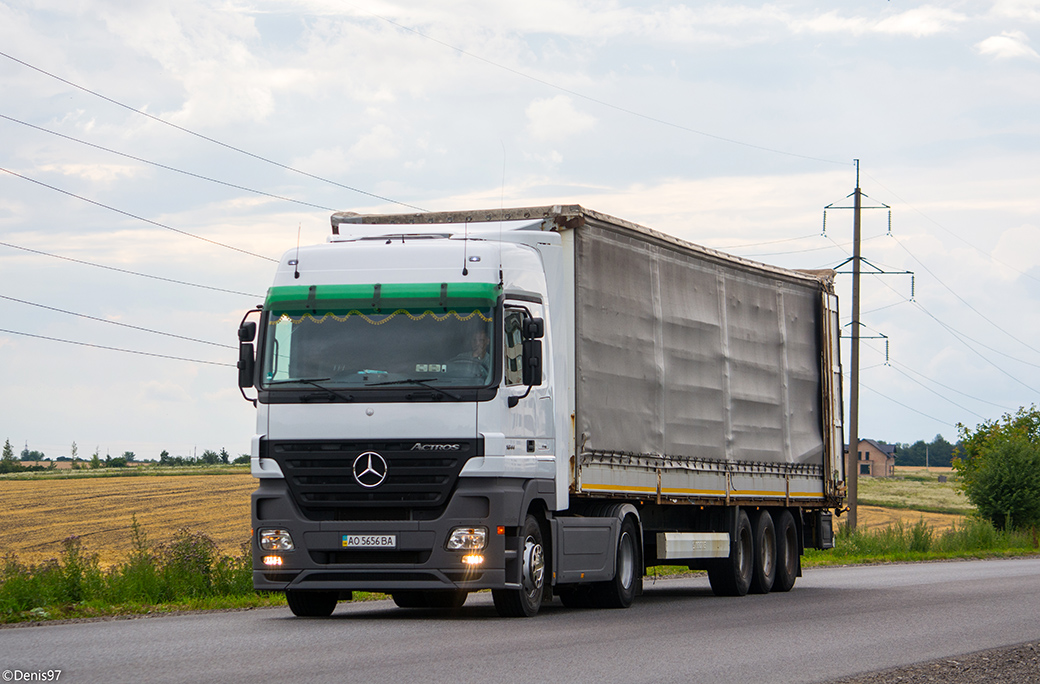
left=238, top=205, right=845, bottom=617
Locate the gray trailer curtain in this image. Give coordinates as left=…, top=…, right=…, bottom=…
left=575, top=223, right=824, bottom=466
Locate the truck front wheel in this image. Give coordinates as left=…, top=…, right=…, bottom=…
left=285, top=589, right=338, bottom=617
left=492, top=515, right=545, bottom=617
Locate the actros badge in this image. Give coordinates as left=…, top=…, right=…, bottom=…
left=353, top=451, right=388, bottom=488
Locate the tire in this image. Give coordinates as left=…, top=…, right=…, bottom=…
left=392, top=591, right=467, bottom=609
left=773, top=509, right=800, bottom=593
left=707, top=508, right=753, bottom=597
left=748, top=510, right=777, bottom=595
left=590, top=516, right=640, bottom=609
left=492, top=515, right=545, bottom=617
left=285, top=590, right=338, bottom=617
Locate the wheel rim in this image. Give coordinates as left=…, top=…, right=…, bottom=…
left=618, top=531, right=635, bottom=590
left=522, top=535, right=545, bottom=597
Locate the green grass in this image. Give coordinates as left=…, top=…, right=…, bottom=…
left=804, top=516, right=1040, bottom=566
left=857, top=472, right=973, bottom=515
left=0, top=517, right=394, bottom=624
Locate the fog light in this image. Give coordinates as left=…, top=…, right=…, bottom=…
left=259, top=528, right=294, bottom=551
left=462, top=554, right=484, bottom=566
left=263, top=555, right=283, bottom=566
left=446, top=526, right=488, bottom=551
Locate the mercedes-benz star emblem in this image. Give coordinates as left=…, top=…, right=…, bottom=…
left=352, top=451, right=388, bottom=488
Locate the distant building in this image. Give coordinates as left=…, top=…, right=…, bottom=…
left=846, top=439, right=896, bottom=477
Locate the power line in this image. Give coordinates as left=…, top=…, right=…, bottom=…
left=863, top=170, right=1040, bottom=285
left=0, top=50, right=426, bottom=212
left=0, top=166, right=278, bottom=262
left=0, top=328, right=233, bottom=367
left=858, top=378, right=957, bottom=428
left=0, top=240, right=262, bottom=298
left=828, top=230, right=1040, bottom=392
left=0, top=113, right=336, bottom=212
left=345, top=4, right=850, bottom=166
left=888, top=232, right=1040, bottom=357
left=0, top=294, right=234, bottom=349
left=888, top=358, right=1014, bottom=411
left=883, top=360, right=987, bottom=421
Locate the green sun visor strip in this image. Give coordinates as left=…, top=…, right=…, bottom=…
left=264, top=282, right=502, bottom=313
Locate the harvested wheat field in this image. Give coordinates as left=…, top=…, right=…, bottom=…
left=851, top=505, right=966, bottom=532
left=0, top=473, right=255, bottom=567
left=0, top=472, right=973, bottom=567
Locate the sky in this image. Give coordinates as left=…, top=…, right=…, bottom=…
left=1, top=0, right=1038, bottom=461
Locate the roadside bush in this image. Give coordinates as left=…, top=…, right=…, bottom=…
left=954, top=406, right=1040, bottom=530
left=0, top=521, right=257, bottom=622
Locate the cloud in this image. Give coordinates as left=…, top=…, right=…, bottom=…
left=992, top=224, right=1040, bottom=281
left=975, top=30, right=1040, bottom=60
left=874, top=7, right=966, bottom=37
left=36, top=163, right=141, bottom=183
left=140, top=380, right=192, bottom=403
left=525, top=95, right=596, bottom=143
left=349, top=124, right=401, bottom=162
left=991, top=0, right=1040, bottom=22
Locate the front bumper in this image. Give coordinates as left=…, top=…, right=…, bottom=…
left=252, top=477, right=532, bottom=593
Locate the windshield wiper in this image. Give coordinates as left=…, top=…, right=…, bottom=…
left=366, top=378, right=462, bottom=401
left=266, top=378, right=355, bottom=402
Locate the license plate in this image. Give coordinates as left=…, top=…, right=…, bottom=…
left=342, top=534, right=397, bottom=548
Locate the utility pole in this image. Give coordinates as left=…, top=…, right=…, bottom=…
left=823, top=161, right=907, bottom=533
left=847, top=161, right=863, bottom=531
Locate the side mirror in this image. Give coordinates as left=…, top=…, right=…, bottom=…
left=238, top=343, right=255, bottom=389
left=239, top=321, right=257, bottom=342
left=237, top=313, right=260, bottom=395
left=522, top=317, right=544, bottom=339
left=522, top=339, right=542, bottom=386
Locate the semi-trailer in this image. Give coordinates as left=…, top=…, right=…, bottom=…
left=238, top=204, right=845, bottom=617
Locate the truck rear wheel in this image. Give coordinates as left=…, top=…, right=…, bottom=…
left=707, top=509, right=753, bottom=597
left=492, top=515, right=545, bottom=617
left=773, top=509, right=799, bottom=592
left=590, top=516, right=640, bottom=609
left=285, top=589, right=338, bottom=617
left=748, top=510, right=776, bottom=594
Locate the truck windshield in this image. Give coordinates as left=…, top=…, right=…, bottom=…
left=259, top=282, right=499, bottom=390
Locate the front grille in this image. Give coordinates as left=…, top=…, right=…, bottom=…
left=266, top=439, right=480, bottom=521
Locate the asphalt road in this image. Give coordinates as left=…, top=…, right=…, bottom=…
left=2, top=557, right=1038, bottom=684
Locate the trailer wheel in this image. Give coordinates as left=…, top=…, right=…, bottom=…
left=590, top=516, right=640, bottom=609
left=285, top=589, right=338, bottom=617
left=773, top=510, right=799, bottom=592
left=748, top=510, right=776, bottom=594
left=392, top=591, right=467, bottom=609
left=707, top=509, right=753, bottom=597
left=492, top=515, right=545, bottom=617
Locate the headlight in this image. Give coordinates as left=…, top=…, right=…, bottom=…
left=446, top=526, right=488, bottom=551
left=259, top=528, right=295, bottom=551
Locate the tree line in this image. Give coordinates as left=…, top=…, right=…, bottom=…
left=1, top=440, right=249, bottom=473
